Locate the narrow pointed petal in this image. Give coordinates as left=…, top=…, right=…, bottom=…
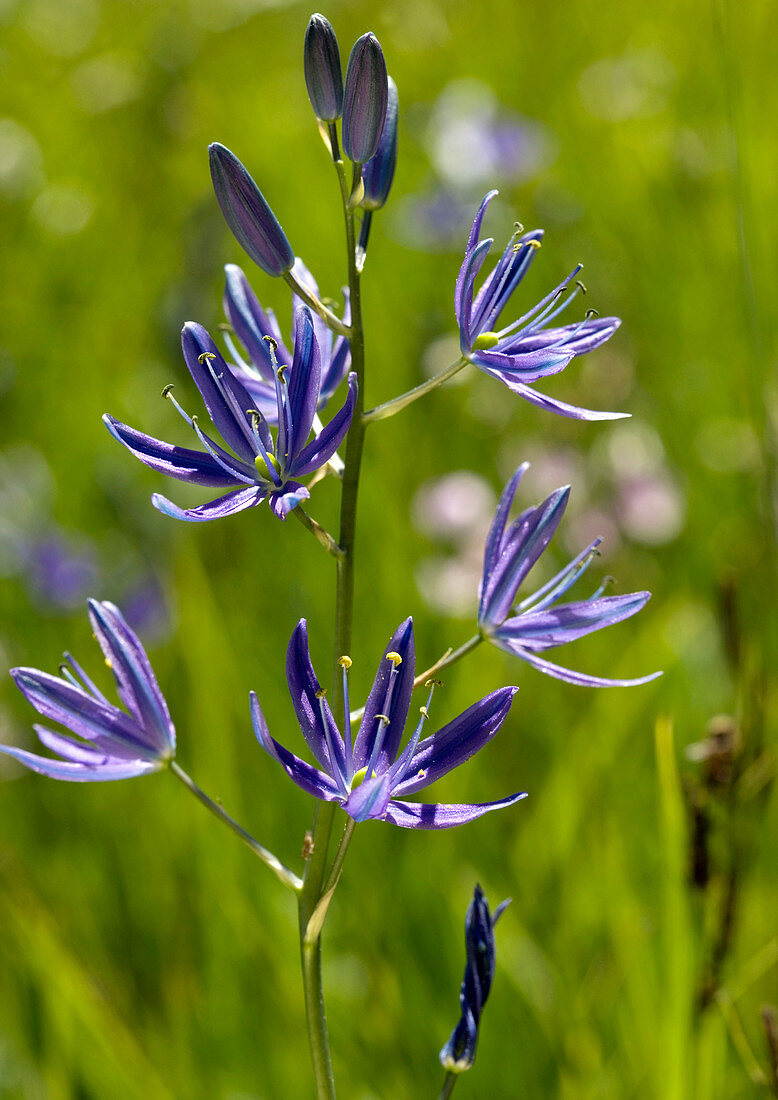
left=497, top=593, right=651, bottom=650
left=285, top=620, right=346, bottom=777
left=151, top=485, right=266, bottom=522
left=456, top=238, right=493, bottom=347
left=181, top=323, right=259, bottom=463
left=209, top=143, right=294, bottom=276
left=268, top=482, right=310, bottom=519
left=34, top=724, right=139, bottom=764
left=10, top=668, right=153, bottom=755
left=495, top=642, right=662, bottom=687
left=342, top=772, right=392, bottom=822
left=353, top=618, right=415, bottom=772
left=0, top=743, right=159, bottom=782
left=383, top=792, right=527, bottom=829
left=286, top=307, right=321, bottom=464
left=290, top=373, right=357, bottom=476
left=480, top=463, right=528, bottom=598
left=223, top=264, right=292, bottom=381
left=87, top=600, right=175, bottom=755
left=486, top=371, right=629, bottom=420
left=391, top=687, right=518, bottom=796
left=103, top=416, right=242, bottom=488
left=480, top=486, right=570, bottom=628
left=250, top=692, right=341, bottom=800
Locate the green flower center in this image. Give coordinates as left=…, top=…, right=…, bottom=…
left=472, top=331, right=500, bottom=351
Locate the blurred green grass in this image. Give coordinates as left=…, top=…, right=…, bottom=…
left=0, top=0, right=776, bottom=1096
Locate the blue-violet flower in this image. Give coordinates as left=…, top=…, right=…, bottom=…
left=479, top=463, right=661, bottom=686
left=251, top=618, right=525, bottom=828
left=222, top=261, right=351, bottom=425
left=439, top=884, right=510, bottom=1073
left=0, top=599, right=175, bottom=781
left=457, top=191, right=625, bottom=420
left=104, top=308, right=356, bottom=522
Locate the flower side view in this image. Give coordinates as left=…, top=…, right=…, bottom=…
left=104, top=307, right=357, bottom=522
left=457, top=191, right=626, bottom=420
left=440, top=884, right=509, bottom=1074
left=251, top=618, right=526, bottom=828
left=0, top=599, right=175, bottom=781
left=479, top=463, right=662, bottom=686
left=222, top=261, right=351, bottom=425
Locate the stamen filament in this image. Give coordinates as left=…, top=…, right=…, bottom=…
left=63, top=652, right=110, bottom=703
left=316, top=689, right=348, bottom=797
left=365, top=660, right=401, bottom=777
left=391, top=680, right=438, bottom=783
left=190, top=416, right=255, bottom=485
left=517, top=540, right=602, bottom=613
left=495, top=264, right=583, bottom=339
left=339, top=657, right=354, bottom=781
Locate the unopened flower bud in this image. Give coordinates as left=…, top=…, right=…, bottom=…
left=209, top=143, right=294, bottom=277
left=361, top=75, right=398, bottom=211
left=342, top=32, right=388, bottom=165
left=304, top=14, right=343, bottom=122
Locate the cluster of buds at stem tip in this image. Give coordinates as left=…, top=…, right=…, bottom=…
left=209, top=143, right=295, bottom=277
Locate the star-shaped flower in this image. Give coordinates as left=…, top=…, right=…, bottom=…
left=221, top=261, right=351, bottom=425
left=105, top=307, right=356, bottom=522
left=457, top=191, right=625, bottom=420
left=1, top=599, right=175, bottom=781
left=251, top=618, right=525, bottom=829
left=479, top=463, right=661, bottom=686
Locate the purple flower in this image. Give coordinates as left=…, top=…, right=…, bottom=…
left=209, top=143, right=294, bottom=277
left=251, top=618, right=525, bottom=829
left=222, top=261, right=351, bottom=426
left=457, top=191, right=625, bottom=420
left=104, top=308, right=356, bottom=522
left=478, top=464, right=660, bottom=686
left=1, top=599, right=175, bottom=781
left=440, top=885, right=509, bottom=1073
left=342, top=32, right=388, bottom=164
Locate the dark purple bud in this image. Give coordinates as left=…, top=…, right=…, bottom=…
left=304, top=14, right=343, bottom=122
left=342, top=32, right=388, bottom=164
left=361, top=75, right=398, bottom=210
left=209, top=143, right=294, bottom=277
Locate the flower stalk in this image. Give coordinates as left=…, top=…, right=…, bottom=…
left=362, top=357, right=468, bottom=424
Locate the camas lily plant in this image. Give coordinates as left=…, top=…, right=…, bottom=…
left=251, top=618, right=526, bottom=828
left=221, top=261, right=351, bottom=425
left=457, top=191, right=625, bottom=420
left=1, top=599, right=175, bottom=781
left=104, top=306, right=356, bottom=522
left=478, top=463, right=661, bottom=686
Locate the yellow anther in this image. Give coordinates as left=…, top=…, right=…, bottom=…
left=386, top=651, right=403, bottom=667
left=277, top=365, right=288, bottom=382
left=576, top=280, right=587, bottom=294
left=425, top=678, right=443, bottom=689
left=513, top=221, right=525, bottom=234
left=161, top=383, right=174, bottom=398
left=375, top=713, right=390, bottom=724
left=197, top=351, right=217, bottom=364
left=217, top=322, right=234, bottom=333
left=315, top=688, right=327, bottom=699
left=419, top=706, right=429, bottom=717
left=585, top=308, right=599, bottom=320
left=262, top=335, right=278, bottom=352
left=105, top=657, right=113, bottom=670
left=338, top=655, right=352, bottom=669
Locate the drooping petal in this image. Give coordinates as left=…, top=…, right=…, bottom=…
left=0, top=742, right=159, bottom=782
left=482, top=369, right=629, bottom=421
left=181, top=322, right=260, bottom=463
left=492, top=641, right=662, bottom=687
left=285, top=620, right=346, bottom=777
left=479, top=486, right=570, bottom=628
left=390, top=687, right=518, bottom=797
left=87, top=600, right=175, bottom=755
left=103, top=416, right=243, bottom=488
left=151, top=485, right=266, bottom=522
left=268, top=482, right=310, bottom=519
left=10, top=668, right=154, bottom=756
left=342, top=772, right=392, bottom=822
left=383, top=792, right=527, bottom=829
left=497, top=593, right=651, bottom=651
left=290, top=373, right=357, bottom=477
left=285, top=307, right=321, bottom=465
left=353, top=618, right=415, bottom=773
left=250, top=692, right=341, bottom=800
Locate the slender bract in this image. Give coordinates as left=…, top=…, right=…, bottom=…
left=342, top=33, right=388, bottom=164
left=209, top=143, right=295, bottom=276
left=304, top=14, right=343, bottom=122
left=439, top=886, right=510, bottom=1073
left=478, top=463, right=661, bottom=686
left=252, top=618, right=525, bottom=828
left=457, top=191, right=625, bottom=420
left=1, top=600, right=175, bottom=780
left=104, top=310, right=357, bottom=522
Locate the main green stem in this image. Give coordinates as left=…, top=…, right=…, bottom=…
left=438, top=1071, right=459, bottom=1100
left=297, top=154, right=366, bottom=1100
